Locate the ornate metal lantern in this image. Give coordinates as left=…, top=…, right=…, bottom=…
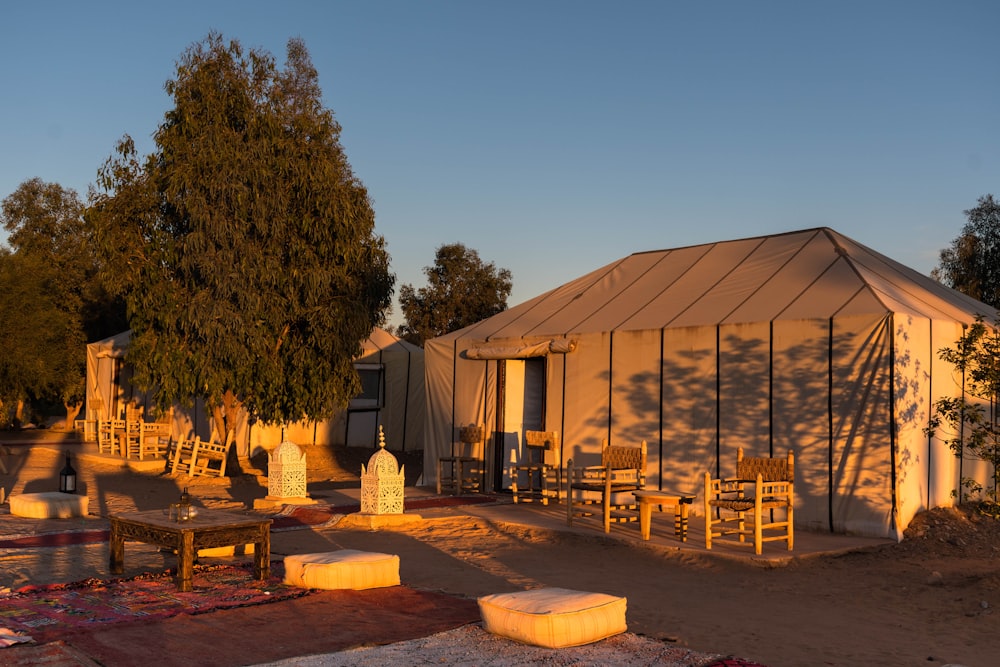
left=360, top=427, right=405, bottom=515
left=59, top=454, right=77, bottom=494
left=268, top=441, right=308, bottom=500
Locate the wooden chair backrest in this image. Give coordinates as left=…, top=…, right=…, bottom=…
left=524, top=430, right=559, bottom=453
left=736, top=447, right=794, bottom=482
left=459, top=424, right=483, bottom=445
left=602, top=440, right=647, bottom=470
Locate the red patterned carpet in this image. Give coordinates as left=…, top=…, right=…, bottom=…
left=3, top=586, right=480, bottom=667
left=0, top=565, right=480, bottom=667
left=1, top=563, right=308, bottom=643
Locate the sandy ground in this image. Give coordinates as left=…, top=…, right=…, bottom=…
left=1, top=436, right=997, bottom=667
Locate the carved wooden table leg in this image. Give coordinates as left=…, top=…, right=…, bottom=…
left=253, top=525, right=271, bottom=581
left=178, top=530, right=195, bottom=592
left=109, top=520, right=125, bottom=574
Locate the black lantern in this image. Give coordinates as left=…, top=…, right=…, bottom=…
left=59, top=453, right=77, bottom=494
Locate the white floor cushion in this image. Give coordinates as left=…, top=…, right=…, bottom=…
left=9, top=492, right=89, bottom=519
left=478, top=587, right=627, bottom=648
left=283, top=550, right=400, bottom=590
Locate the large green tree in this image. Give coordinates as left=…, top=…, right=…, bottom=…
left=933, top=194, right=1000, bottom=308
left=88, top=34, right=393, bottom=460
left=0, top=179, right=123, bottom=427
left=398, top=243, right=512, bottom=346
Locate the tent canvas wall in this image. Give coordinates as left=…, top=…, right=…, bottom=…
left=423, top=228, right=998, bottom=539
left=86, top=327, right=425, bottom=454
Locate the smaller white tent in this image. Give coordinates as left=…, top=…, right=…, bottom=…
left=85, top=328, right=425, bottom=454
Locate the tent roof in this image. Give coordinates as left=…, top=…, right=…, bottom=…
left=362, top=327, right=423, bottom=356
left=87, top=329, right=132, bottom=358
left=441, top=227, right=997, bottom=342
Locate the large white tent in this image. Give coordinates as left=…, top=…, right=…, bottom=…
left=424, top=228, right=998, bottom=539
left=86, top=327, right=425, bottom=454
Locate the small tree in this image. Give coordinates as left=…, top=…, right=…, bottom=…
left=933, top=194, right=1000, bottom=308
left=925, top=316, right=1000, bottom=512
left=397, top=243, right=512, bottom=346
left=88, top=34, right=393, bottom=463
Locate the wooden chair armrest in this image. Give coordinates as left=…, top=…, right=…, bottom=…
left=760, top=480, right=792, bottom=495
left=717, top=479, right=745, bottom=493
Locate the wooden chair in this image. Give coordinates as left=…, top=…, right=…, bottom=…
left=170, top=432, right=234, bottom=477
left=566, top=439, right=647, bottom=532
left=140, top=422, right=171, bottom=459
left=704, top=447, right=794, bottom=555
left=73, top=399, right=100, bottom=442
left=124, top=422, right=171, bottom=460
left=168, top=436, right=194, bottom=474
left=510, top=430, right=560, bottom=505
left=437, top=424, right=485, bottom=495
left=98, top=418, right=125, bottom=455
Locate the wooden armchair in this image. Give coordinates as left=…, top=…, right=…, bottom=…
left=437, top=424, right=485, bottom=495
left=566, top=439, right=647, bottom=532
left=510, top=430, right=560, bottom=505
left=704, top=447, right=794, bottom=555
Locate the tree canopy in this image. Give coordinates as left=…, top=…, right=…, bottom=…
left=933, top=194, right=1000, bottom=308
left=0, top=179, right=122, bottom=426
left=398, top=243, right=512, bottom=346
left=87, top=34, right=394, bottom=446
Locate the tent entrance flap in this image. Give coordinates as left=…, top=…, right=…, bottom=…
left=466, top=338, right=577, bottom=360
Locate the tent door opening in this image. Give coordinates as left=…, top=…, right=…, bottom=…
left=493, top=358, right=546, bottom=491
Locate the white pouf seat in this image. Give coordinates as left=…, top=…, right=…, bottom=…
left=9, top=492, right=89, bottom=519
left=283, top=550, right=400, bottom=590
left=478, top=587, right=627, bottom=648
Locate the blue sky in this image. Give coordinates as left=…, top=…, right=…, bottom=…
left=2, top=1, right=997, bottom=327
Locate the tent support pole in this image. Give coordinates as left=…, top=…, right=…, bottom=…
left=560, top=354, right=567, bottom=472
left=769, top=320, right=774, bottom=457
left=888, top=314, right=899, bottom=535
left=659, top=327, right=665, bottom=489
left=828, top=317, right=835, bottom=533
left=715, top=325, right=721, bottom=477
left=400, top=346, right=412, bottom=452
left=606, top=331, right=614, bottom=444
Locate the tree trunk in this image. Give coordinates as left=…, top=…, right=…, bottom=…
left=64, top=402, right=83, bottom=432
left=14, top=399, right=25, bottom=430
left=211, top=390, right=255, bottom=476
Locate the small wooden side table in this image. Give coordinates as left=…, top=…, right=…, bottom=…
left=633, top=490, right=695, bottom=542
left=109, top=508, right=271, bottom=591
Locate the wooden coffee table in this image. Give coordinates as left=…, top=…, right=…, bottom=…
left=109, top=508, right=272, bottom=592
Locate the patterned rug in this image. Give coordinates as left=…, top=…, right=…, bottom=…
left=270, top=494, right=498, bottom=530
left=0, top=495, right=500, bottom=547
left=0, top=561, right=309, bottom=644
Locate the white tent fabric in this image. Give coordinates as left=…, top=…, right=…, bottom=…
left=423, top=228, right=999, bottom=539
left=85, top=328, right=425, bottom=454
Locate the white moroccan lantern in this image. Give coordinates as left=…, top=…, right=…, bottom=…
left=268, top=440, right=308, bottom=500
left=360, top=426, right=405, bottom=515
